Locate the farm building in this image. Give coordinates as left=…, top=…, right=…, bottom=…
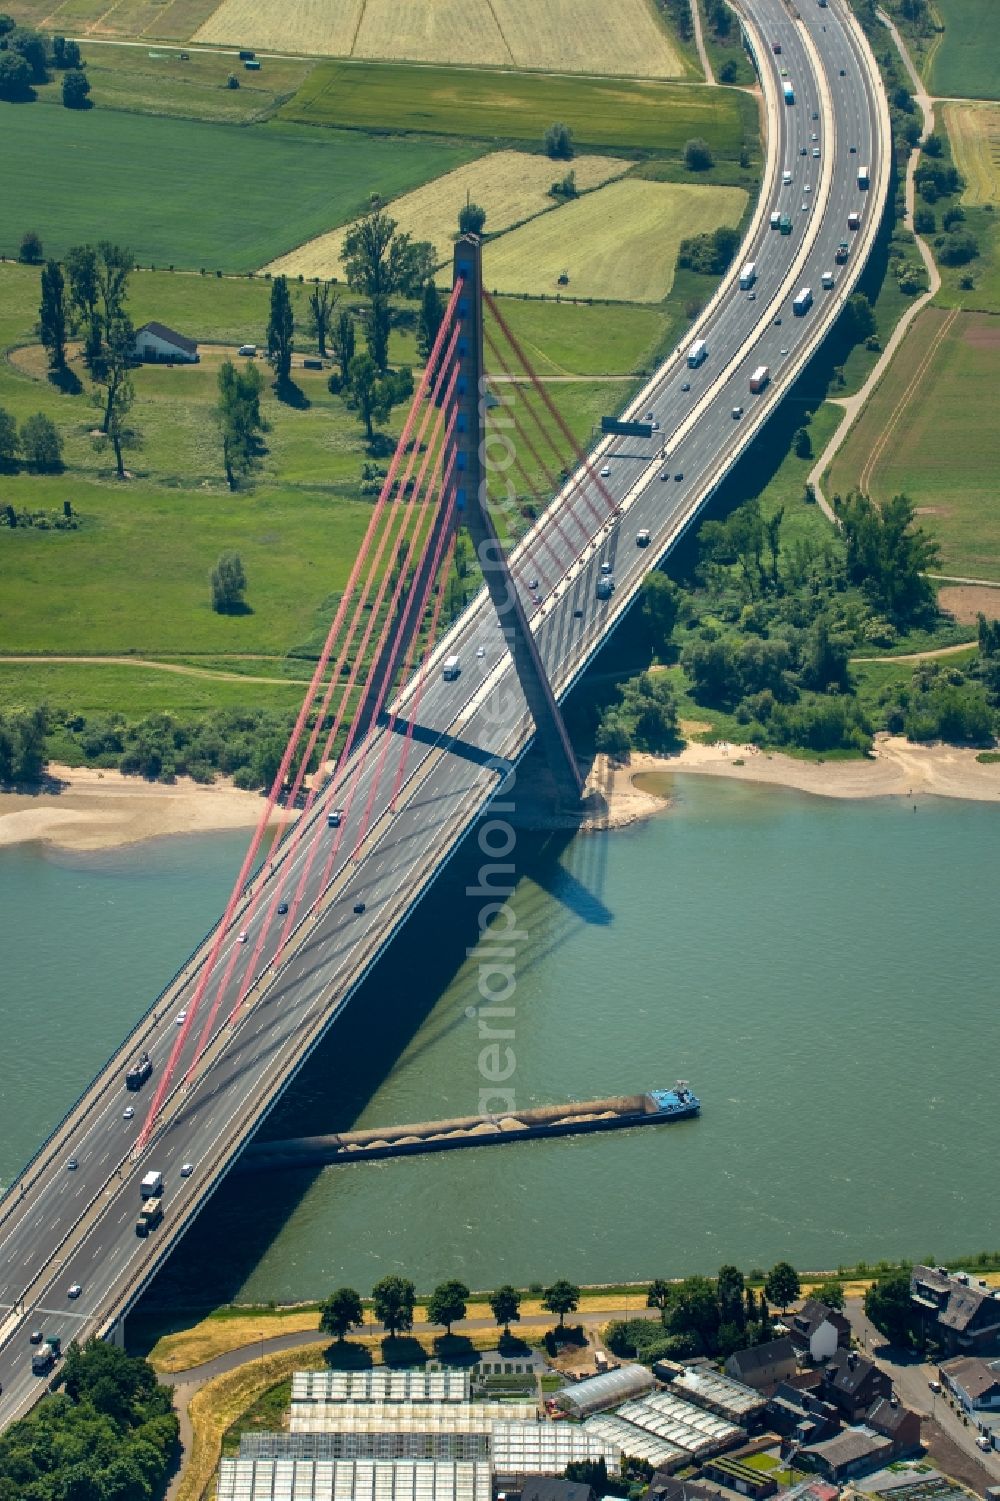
left=132, top=321, right=200, bottom=364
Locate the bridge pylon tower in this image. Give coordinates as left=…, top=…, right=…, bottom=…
left=451, top=234, right=584, bottom=807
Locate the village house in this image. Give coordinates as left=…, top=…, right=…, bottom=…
left=132, top=322, right=200, bottom=364
left=821, top=1350, right=891, bottom=1423
left=911, top=1268, right=1000, bottom=1355
left=788, top=1301, right=852, bottom=1364
left=724, top=1338, right=797, bottom=1394
left=939, top=1355, right=1000, bottom=1413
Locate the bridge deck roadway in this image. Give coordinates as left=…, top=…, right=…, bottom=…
left=0, top=0, right=889, bottom=1428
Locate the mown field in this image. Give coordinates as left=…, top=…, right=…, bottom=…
left=195, top=0, right=688, bottom=77
left=828, top=307, right=1000, bottom=581
left=482, top=179, right=747, bottom=301
left=28, top=43, right=314, bottom=124
left=279, top=61, right=755, bottom=158
left=926, top=0, right=1000, bottom=100
left=0, top=260, right=665, bottom=711
left=0, top=108, right=475, bottom=269
left=943, top=102, right=1000, bottom=205
left=266, top=151, right=629, bottom=278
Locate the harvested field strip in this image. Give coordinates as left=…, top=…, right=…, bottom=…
left=266, top=150, right=630, bottom=278
left=828, top=307, right=1000, bottom=581
left=481, top=178, right=747, bottom=302
left=353, top=0, right=511, bottom=67
left=279, top=61, right=753, bottom=157
left=943, top=102, right=1000, bottom=205
left=194, top=0, right=364, bottom=55
left=488, top=0, right=685, bottom=77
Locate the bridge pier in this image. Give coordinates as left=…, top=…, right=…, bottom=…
left=452, top=235, right=584, bottom=809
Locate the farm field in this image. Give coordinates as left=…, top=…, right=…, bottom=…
left=828, top=307, right=1000, bottom=581
left=0, top=663, right=306, bottom=719
left=943, top=102, right=1000, bottom=205
left=279, top=61, right=755, bottom=159
left=194, top=0, right=686, bottom=76
left=482, top=179, right=747, bottom=301
left=0, top=108, right=475, bottom=269
left=194, top=0, right=364, bottom=57
left=926, top=0, right=1000, bottom=100
left=266, top=151, right=630, bottom=279
left=29, top=43, right=314, bottom=123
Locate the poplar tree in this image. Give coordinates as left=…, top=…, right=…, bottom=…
left=39, top=260, right=68, bottom=371
left=266, top=275, right=294, bottom=385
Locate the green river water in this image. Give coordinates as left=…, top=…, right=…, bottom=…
left=1, top=775, right=997, bottom=1306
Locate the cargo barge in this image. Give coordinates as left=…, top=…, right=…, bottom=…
left=242, top=1082, right=699, bottom=1172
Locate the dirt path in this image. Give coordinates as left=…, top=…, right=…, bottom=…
left=809, top=10, right=942, bottom=518
left=0, top=655, right=309, bottom=687
left=690, top=0, right=716, bottom=85
left=852, top=640, right=975, bottom=662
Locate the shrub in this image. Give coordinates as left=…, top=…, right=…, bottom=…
left=543, top=121, right=574, bottom=159
left=61, top=67, right=90, bottom=107
left=684, top=137, right=714, bottom=171
left=19, top=412, right=62, bottom=471
left=17, top=228, right=43, bottom=264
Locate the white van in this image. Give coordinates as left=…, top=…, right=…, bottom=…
left=442, top=655, right=461, bottom=681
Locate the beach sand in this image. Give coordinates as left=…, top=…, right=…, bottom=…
left=1, top=735, right=997, bottom=853
left=0, top=765, right=295, bottom=853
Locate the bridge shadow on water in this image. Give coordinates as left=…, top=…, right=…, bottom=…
left=129, top=761, right=611, bottom=1344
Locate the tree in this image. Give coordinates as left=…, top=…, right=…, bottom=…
left=847, top=293, right=876, bottom=341
left=341, top=201, right=434, bottom=372
left=717, top=1265, right=746, bottom=1327
left=684, top=137, right=715, bottom=171
left=542, top=1279, right=580, bottom=1328
left=6, top=24, right=47, bottom=80
left=647, top=1279, right=672, bottom=1311
left=416, top=281, right=444, bottom=363
left=307, top=280, right=336, bottom=358
left=319, top=1287, right=364, bottom=1341
left=836, top=491, right=939, bottom=623
left=668, top=1275, right=721, bottom=1346
left=0, top=405, right=18, bottom=466
left=815, top=1281, right=846, bottom=1311
left=793, top=425, right=812, bottom=459
left=39, top=259, right=68, bottom=370
left=489, top=1284, right=522, bottom=1334
left=329, top=308, right=356, bottom=387
left=764, top=1261, right=801, bottom=1313
left=458, top=198, right=487, bottom=235
left=18, top=228, right=43, bottom=265
left=19, top=412, right=62, bottom=471
left=65, top=243, right=100, bottom=364
left=211, top=551, right=247, bottom=613
left=345, top=353, right=413, bottom=443
left=217, top=357, right=265, bottom=489
left=266, top=274, right=294, bottom=383
left=92, top=310, right=134, bottom=431
left=62, top=67, right=90, bottom=107
left=52, top=34, right=81, bottom=67
left=641, top=572, right=680, bottom=653
left=864, top=1267, right=918, bottom=1347
left=95, top=241, right=133, bottom=326
left=371, top=1275, right=416, bottom=1338
left=938, top=228, right=979, bottom=266
left=544, top=121, right=574, bottom=159
left=0, top=48, right=32, bottom=100
left=427, top=1279, right=470, bottom=1335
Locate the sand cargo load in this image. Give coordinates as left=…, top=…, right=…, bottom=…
left=242, top=1084, right=700, bottom=1171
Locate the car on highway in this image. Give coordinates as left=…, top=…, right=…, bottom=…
left=277, top=901, right=288, bottom=915
left=123, top=1106, right=134, bottom=1120
left=804, top=183, right=812, bottom=193
left=680, top=381, right=690, bottom=392
left=772, top=39, right=780, bottom=51
left=732, top=405, right=744, bottom=419
left=813, top=147, right=821, bottom=157
left=600, top=561, right=612, bottom=574
left=780, top=347, right=789, bottom=355
left=928, top=1380, right=942, bottom=1392
left=476, top=645, right=485, bottom=657
left=531, top=592, right=541, bottom=604
left=327, top=808, right=343, bottom=828
left=29, top=1330, right=43, bottom=1345
left=175, top=1009, right=187, bottom=1025
left=976, top=1435, right=991, bottom=1452
left=67, top=1284, right=81, bottom=1300
left=660, top=468, right=670, bottom=480
left=181, top=1162, right=194, bottom=1177
left=811, top=132, right=818, bottom=140
left=599, top=465, right=611, bottom=478
left=839, top=66, right=846, bottom=75
left=528, top=577, right=538, bottom=589
left=67, top=1157, right=78, bottom=1170
left=573, top=608, right=583, bottom=618
left=674, top=471, right=684, bottom=482
left=237, top=930, right=248, bottom=943
left=850, top=144, right=857, bottom=152
left=353, top=901, right=366, bottom=915
left=774, top=316, right=782, bottom=325
left=812, top=110, right=819, bottom=119
left=636, top=529, right=650, bottom=547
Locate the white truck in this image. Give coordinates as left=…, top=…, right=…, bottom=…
left=140, top=1169, right=163, bottom=1197
left=792, top=286, right=814, bottom=316
left=821, top=270, right=835, bottom=290
left=750, top=365, right=770, bottom=394
left=687, top=338, right=708, bottom=368
left=442, top=655, right=461, bottom=681
left=739, top=261, right=757, bottom=290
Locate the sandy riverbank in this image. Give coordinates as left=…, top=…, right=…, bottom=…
left=0, top=765, right=296, bottom=853
left=594, top=733, right=1000, bottom=823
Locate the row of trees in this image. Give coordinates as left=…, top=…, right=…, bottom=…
left=0, top=1339, right=177, bottom=1500
left=606, top=1262, right=818, bottom=1365
left=0, top=16, right=88, bottom=104
left=319, top=1277, right=583, bottom=1341
left=0, top=405, right=63, bottom=471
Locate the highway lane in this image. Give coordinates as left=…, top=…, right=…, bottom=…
left=0, top=0, right=887, bottom=1426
